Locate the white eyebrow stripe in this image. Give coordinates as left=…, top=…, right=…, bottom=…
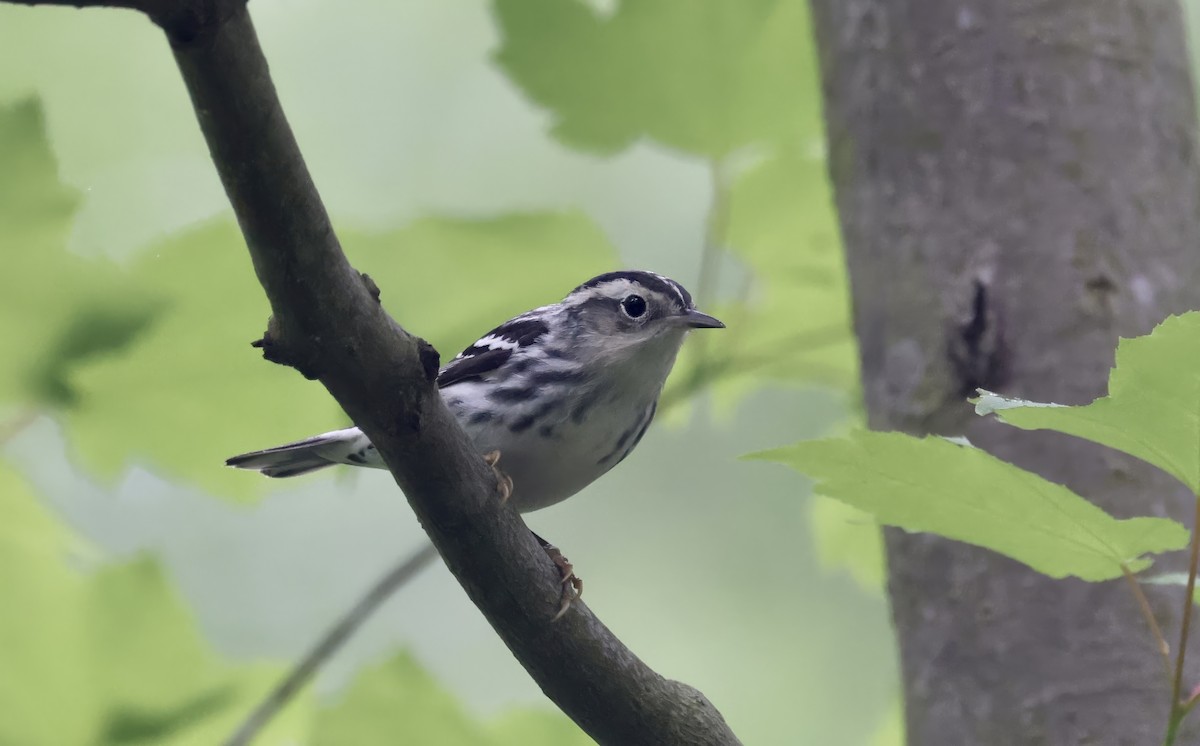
left=564, top=278, right=639, bottom=306
left=566, top=272, right=692, bottom=311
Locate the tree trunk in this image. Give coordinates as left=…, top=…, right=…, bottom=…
left=809, top=1, right=1200, bottom=743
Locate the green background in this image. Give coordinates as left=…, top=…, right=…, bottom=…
left=0, top=0, right=961, bottom=742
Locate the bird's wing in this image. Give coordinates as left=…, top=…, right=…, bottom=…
left=437, top=315, right=549, bottom=389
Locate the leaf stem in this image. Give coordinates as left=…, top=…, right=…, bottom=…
left=1121, top=563, right=1173, bottom=685
left=691, top=157, right=733, bottom=374
left=1165, top=497, right=1200, bottom=745
left=1183, top=684, right=1200, bottom=714
left=696, top=157, right=732, bottom=313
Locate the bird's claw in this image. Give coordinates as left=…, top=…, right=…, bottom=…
left=543, top=543, right=583, bottom=621
left=482, top=450, right=514, bottom=504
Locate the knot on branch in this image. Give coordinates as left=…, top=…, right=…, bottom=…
left=417, top=339, right=441, bottom=383
left=251, top=317, right=322, bottom=380
left=360, top=272, right=382, bottom=303
left=147, top=0, right=248, bottom=45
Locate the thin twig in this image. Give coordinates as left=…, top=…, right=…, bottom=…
left=696, top=157, right=731, bottom=310
left=691, top=157, right=732, bottom=373
left=1184, top=684, right=1200, bottom=714
left=1175, top=499, right=1200, bottom=696
left=1120, top=563, right=1173, bottom=685
left=661, top=322, right=851, bottom=413
left=1166, top=497, right=1200, bottom=744
left=0, top=409, right=38, bottom=447
left=225, top=542, right=440, bottom=746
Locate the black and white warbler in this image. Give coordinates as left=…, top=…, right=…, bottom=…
left=226, top=270, right=724, bottom=513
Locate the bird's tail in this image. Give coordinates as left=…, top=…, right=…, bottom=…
left=225, top=427, right=374, bottom=478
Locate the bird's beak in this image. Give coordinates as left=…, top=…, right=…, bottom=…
left=682, top=309, right=725, bottom=329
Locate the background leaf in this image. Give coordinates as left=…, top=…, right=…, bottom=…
left=663, top=147, right=856, bottom=417
left=314, top=652, right=587, bottom=746
left=0, top=98, right=161, bottom=413
left=62, top=212, right=615, bottom=499
left=314, top=652, right=485, bottom=745
left=486, top=709, right=594, bottom=746
left=492, top=0, right=820, bottom=156
left=974, top=312, right=1200, bottom=493
left=752, top=431, right=1189, bottom=581
left=723, top=148, right=855, bottom=386
left=0, top=462, right=99, bottom=746
left=0, top=461, right=310, bottom=746
left=87, top=559, right=233, bottom=728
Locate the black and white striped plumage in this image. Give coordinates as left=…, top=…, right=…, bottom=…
left=226, top=270, right=723, bottom=512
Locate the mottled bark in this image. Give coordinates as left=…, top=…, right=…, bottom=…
left=810, top=1, right=1200, bottom=743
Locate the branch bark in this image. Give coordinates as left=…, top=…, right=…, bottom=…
left=3, top=1, right=741, bottom=743
left=810, top=0, right=1200, bottom=743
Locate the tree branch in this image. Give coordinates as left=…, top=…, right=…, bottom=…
left=3, top=0, right=741, bottom=743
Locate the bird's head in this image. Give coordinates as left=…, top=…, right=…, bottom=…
left=561, top=270, right=723, bottom=368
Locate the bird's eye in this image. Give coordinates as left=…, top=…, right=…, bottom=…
left=621, top=294, right=647, bottom=319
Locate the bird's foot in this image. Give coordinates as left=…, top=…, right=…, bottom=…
left=539, top=540, right=583, bottom=621
left=482, top=450, right=513, bottom=504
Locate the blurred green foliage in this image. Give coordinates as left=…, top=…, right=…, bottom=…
left=496, top=0, right=856, bottom=410
left=63, top=213, right=616, bottom=499
left=0, top=100, right=162, bottom=412
left=493, top=0, right=820, bottom=156
left=0, top=0, right=895, bottom=743
left=0, top=463, right=311, bottom=746
left=719, top=149, right=856, bottom=387
left=315, top=653, right=592, bottom=746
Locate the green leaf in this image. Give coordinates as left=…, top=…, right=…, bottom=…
left=722, top=148, right=855, bottom=387
left=492, top=0, right=822, bottom=156
left=0, top=460, right=308, bottom=745
left=87, top=560, right=310, bottom=746
left=346, top=212, right=617, bottom=358
left=127, top=665, right=312, bottom=746
left=666, top=148, right=856, bottom=412
left=60, top=220, right=333, bottom=499
left=0, top=463, right=100, bottom=746
left=974, top=312, right=1200, bottom=494
left=751, top=430, right=1189, bottom=581
left=486, top=709, right=593, bottom=746
left=87, top=558, right=230, bottom=723
left=0, top=97, right=162, bottom=412
left=87, top=560, right=311, bottom=746
left=314, top=651, right=586, bottom=746
left=63, top=211, right=615, bottom=499
left=314, top=652, right=487, bottom=746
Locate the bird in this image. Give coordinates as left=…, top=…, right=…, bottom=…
left=225, top=270, right=724, bottom=616
left=226, top=269, right=723, bottom=511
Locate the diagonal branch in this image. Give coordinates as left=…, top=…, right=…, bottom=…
left=3, top=0, right=742, bottom=743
